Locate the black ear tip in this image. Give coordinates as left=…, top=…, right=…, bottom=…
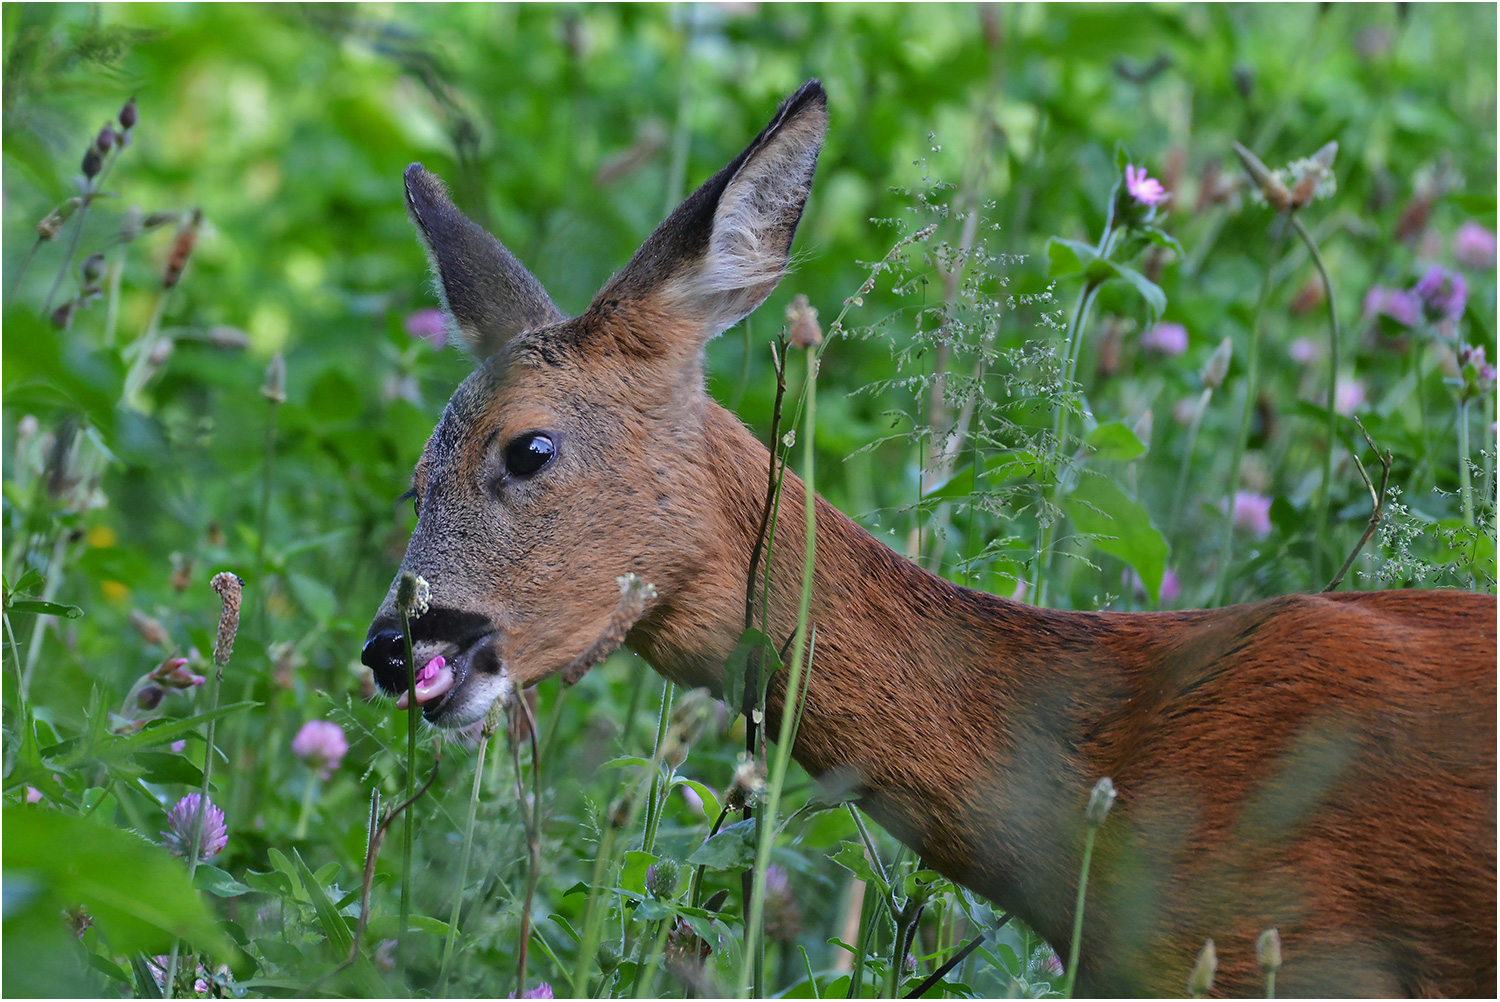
left=403, top=163, right=447, bottom=205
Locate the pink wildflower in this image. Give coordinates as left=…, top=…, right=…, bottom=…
left=508, top=983, right=554, bottom=999
left=149, top=656, right=206, bottom=690
left=404, top=307, right=449, bottom=349
left=1413, top=265, right=1467, bottom=324
left=1123, top=567, right=1182, bottom=604
left=291, top=720, right=348, bottom=780
left=1288, top=337, right=1316, bottom=365
left=25, top=786, right=43, bottom=804
left=1125, top=164, right=1167, bottom=207
left=1362, top=286, right=1420, bottom=328
left=171, top=739, right=187, bottom=754
left=161, top=793, right=228, bottom=861
left=1334, top=377, right=1366, bottom=416
left=1227, top=491, right=1273, bottom=538
left=1140, top=321, right=1188, bottom=356
left=1454, top=222, right=1497, bottom=271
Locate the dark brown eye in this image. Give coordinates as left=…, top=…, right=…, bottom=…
left=504, top=432, right=556, bottom=478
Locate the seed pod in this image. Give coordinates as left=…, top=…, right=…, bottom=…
left=1257, top=927, right=1282, bottom=973
left=785, top=293, right=823, bottom=349
left=81, top=253, right=106, bottom=286
left=143, top=210, right=180, bottom=230
left=119, top=96, right=138, bottom=132
left=136, top=685, right=165, bottom=711
left=81, top=147, right=103, bottom=182
left=49, top=300, right=77, bottom=330
left=1085, top=776, right=1117, bottom=828
left=1201, top=337, right=1233, bottom=390
left=208, top=326, right=251, bottom=350
left=162, top=208, right=202, bottom=289
left=94, top=123, right=116, bottom=155
left=1187, top=939, right=1217, bottom=998
left=210, top=571, right=243, bottom=670
left=260, top=353, right=287, bottom=404
left=130, top=609, right=169, bottom=646
left=646, top=858, right=680, bottom=899
left=1232, top=142, right=1291, bottom=212
left=37, top=197, right=82, bottom=240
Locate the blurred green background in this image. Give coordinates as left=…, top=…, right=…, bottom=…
left=3, top=3, right=1494, bottom=997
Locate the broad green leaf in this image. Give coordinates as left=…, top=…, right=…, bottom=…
left=1045, top=238, right=1098, bottom=278
left=621, top=850, right=657, bottom=895
left=1085, top=421, right=1147, bottom=462
left=671, top=777, right=722, bottom=820
left=7, top=598, right=83, bottom=618
left=1112, top=263, right=1167, bottom=319
left=828, top=840, right=889, bottom=897
left=685, top=818, right=758, bottom=870
left=194, top=865, right=252, bottom=898
left=292, top=848, right=352, bottom=955
left=1065, top=475, right=1169, bottom=602
left=2, top=806, right=235, bottom=959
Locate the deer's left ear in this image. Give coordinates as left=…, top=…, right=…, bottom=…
left=599, top=80, right=827, bottom=355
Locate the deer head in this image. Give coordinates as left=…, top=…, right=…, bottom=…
left=362, top=81, right=828, bottom=726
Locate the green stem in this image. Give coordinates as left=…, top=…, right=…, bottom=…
left=1060, top=825, right=1099, bottom=998
left=1214, top=222, right=1285, bottom=606
left=640, top=678, right=674, bottom=855
left=572, top=824, right=620, bottom=998
left=1168, top=388, right=1213, bottom=538
left=398, top=605, right=419, bottom=979
left=1458, top=398, right=1474, bottom=527
left=739, top=347, right=819, bottom=998
left=1290, top=214, right=1342, bottom=586
left=438, top=730, right=493, bottom=994
left=293, top=775, right=317, bottom=839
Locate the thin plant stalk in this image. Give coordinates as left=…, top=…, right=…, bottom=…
left=165, top=572, right=240, bottom=997
left=438, top=720, right=496, bottom=994
left=42, top=147, right=120, bottom=315
left=1060, top=825, right=1098, bottom=998
left=397, top=599, right=419, bottom=979
left=640, top=678, right=675, bottom=855
left=1458, top=398, right=1475, bottom=527
left=739, top=346, right=820, bottom=998
left=293, top=776, right=318, bottom=839
left=1213, top=226, right=1285, bottom=605
left=1290, top=214, right=1342, bottom=583
left=1168, top=388, right=1213, bottom=537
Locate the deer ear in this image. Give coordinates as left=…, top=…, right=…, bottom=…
left=404, top=164, right=565, bottom=358
left=601, top=80, right=827, bottom=353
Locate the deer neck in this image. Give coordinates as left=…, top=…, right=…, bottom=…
left=629, top=402, right=1083, bottom=913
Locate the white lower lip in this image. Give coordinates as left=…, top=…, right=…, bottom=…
left=396, top=656, right=456, bottom=709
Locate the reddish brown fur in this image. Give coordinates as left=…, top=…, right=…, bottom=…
left=370, top=81, right=1497, bottom=998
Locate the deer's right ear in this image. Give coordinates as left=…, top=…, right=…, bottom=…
left=599, top=80, right=828, bottom=359
left=404, top=164, right=564, bottom=358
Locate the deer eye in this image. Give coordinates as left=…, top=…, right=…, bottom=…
left=503, top=432, right=556, bottom=478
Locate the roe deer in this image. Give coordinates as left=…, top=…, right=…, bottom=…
left=363, top=80, right=1497, bottom=997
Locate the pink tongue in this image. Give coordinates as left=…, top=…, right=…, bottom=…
left=396, top=656, right=453, bottom=709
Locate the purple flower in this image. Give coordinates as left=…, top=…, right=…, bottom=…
left=404, top=307, right=449, bottom=349
left=25, top=786, right=43, bottom=804
left=291, top=720, right=348, bottom=781
left=1334, top=377, right=1366, bottom=416
left=1123, top=567, right=1181, bottom=604
left=1227, top=491, right=1273, bottom=538
left=1457, top=344, right=1497, bottom=398
left=162, top=793, right=228, bottom=861
left=170, top=739, right=187, bottom=754
left=1413, top=266, right=1467, bottom=324
left=1140, top=321, right=1188, bottom=356
left=1288, top=337, right=1316, bottom=365
left=1125, top=165, right=1167, bottom=207
left=1454, top=222, right=1497, bottom=271
left=1362, top=286, right=1420, bottom=329
left=508, top=983, right=554, bottom=999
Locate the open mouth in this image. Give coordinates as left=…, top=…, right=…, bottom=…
left=395, top=654, right=455, bottom=711
left=394, top=631, right=506, bottom=727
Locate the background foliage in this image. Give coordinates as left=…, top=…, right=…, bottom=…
left=3, top=3, right=1495, bottom=998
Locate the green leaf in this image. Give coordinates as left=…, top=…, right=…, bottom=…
left=621, top=850, right=657, bottom=895
left=292, top=848, right=352, bottom=955
left=671, top=777, right=722, bottom=820
left=193, top=865, right=252, bottom=898
left=2, top=807, right=235, bottom=959
left=1138, top=226, right=1184, bottom=256
left=829, top=840, right=889, bottom=897
left=1085, top=422, right=1147, bottom=462
left=685, top=818, right=758, bottom=870
left=364, top=914, right=450, bottom=939
left=7, top=598, right=83, bottom=618
left=1045, top=238, right=1098, bottom=278
left=64, top=702, right=259, bottom=765
left=1111, top=263, right=1167, bottom=319
left=1065, top=475, right=1169, bottom=602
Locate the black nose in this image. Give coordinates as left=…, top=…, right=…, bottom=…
left=361, top=629, right=408, bottom=694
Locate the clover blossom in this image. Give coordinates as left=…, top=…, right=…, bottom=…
left=1414, top=265, right=1467, bottom=324
left=161, top=793, right=228, bottom=861
left=1140, top=321, right=1188, bottom=356
left=1454, top=222, right=1497, bottom=271
left=291, top=719, right=349, bottom=780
